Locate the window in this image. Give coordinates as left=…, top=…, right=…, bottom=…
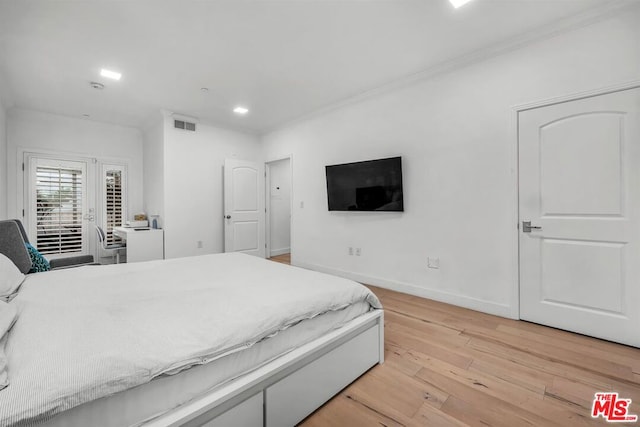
left=30, top=158, right=87, bottom=256
left=102, top=164, right=127, bottom=245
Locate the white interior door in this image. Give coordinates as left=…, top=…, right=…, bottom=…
left=224, top=159, right=265, bottom=257
left=519, top=87, right=640, bottom=347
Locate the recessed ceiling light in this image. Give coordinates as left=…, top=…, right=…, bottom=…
left=82, top=114, right=90, bottom=118
left=233, top=106, right=249, bottom=115
left=449, top=0, right=474, bottom=8
left=100, top=69, right=122, bottom=80
left=89, top=81, right=105, bottom=90
left=200, top=87, right=209, bottom=92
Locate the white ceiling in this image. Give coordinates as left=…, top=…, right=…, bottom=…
left=0, top=0, right=625, bottom=133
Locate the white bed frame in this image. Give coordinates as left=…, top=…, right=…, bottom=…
left=144, top=309, right=384, bottom=427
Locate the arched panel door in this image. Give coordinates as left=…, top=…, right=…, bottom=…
left=223, top=159, right=265, bottom=257
left=519, top=87, right=640, bottom=347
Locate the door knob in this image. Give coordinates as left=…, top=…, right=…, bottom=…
left=225, top=215, right=231, bottom=219
left=522, top=221, right=542, bottom=233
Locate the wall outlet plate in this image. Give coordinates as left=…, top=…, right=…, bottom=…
left=428, top=257, right=440, bottom=269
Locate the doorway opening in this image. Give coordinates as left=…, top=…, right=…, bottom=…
left=265, top=157, right=291, bottom=265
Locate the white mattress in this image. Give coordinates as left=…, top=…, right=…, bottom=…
left=2, top=253, right=381, bottom=426
left=42, top=301, right=371, bottom=427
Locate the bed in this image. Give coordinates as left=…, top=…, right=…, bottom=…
left=0, top=252, right=383, bottom=427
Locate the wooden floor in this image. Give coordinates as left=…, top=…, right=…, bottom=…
left=298, top=286, right=640, bottom=426
left=269, top=253, right=291, bottom=265
left=299, top=287, right=640, bottom=426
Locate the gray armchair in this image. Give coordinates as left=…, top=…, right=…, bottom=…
left=0, top=219, right=94, bottom=273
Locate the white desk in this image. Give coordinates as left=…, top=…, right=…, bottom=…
left=113, top=227, right=164, bottom=263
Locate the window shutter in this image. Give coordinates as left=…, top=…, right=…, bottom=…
left=35, top=166, right=84, bottom=255
left=105, top=169, right=124, bottom=244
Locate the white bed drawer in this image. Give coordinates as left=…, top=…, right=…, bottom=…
left=201, top=392, right=262, bottom=427
left=265, top=324, right=379, bottom=427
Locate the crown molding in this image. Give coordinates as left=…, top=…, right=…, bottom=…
left=168, top=112, right=200, bottom=123
left=145, top=108, right=258, bottom=137
left=263, top=1, right=640, bottom=136
left=140, top=110, right=166, bottom=133
left=193, top=116, right=260, bottom=137
left=514, top=79, right=640, bottom=113
left=8, top=106, right=143, bottom=133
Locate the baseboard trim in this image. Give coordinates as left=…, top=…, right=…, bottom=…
left=295, top=261, right=513, bottom=319
left=270, top=248, right=291, bottom=257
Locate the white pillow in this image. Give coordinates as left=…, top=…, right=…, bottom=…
left=0, top=254, right=25, bottom=300
left=0, top=300, right=18, bottom=390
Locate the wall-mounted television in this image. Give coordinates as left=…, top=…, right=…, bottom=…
left=325, top=156, right=404, bottom=212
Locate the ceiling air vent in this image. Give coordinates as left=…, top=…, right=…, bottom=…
left=174, top=119, right=196, bottom=132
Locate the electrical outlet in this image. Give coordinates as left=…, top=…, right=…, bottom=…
left=348, top=247, right=353, bottom=256
left=427, top=257, right=440, bottom=269
left=355, top=248, right=361, bottom=256
left=197, top=241, right=203, bottom=249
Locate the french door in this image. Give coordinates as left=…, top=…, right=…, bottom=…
left=28, top=157, right=91, bottom=258
left=101, top=163, right=127, bottom=246
left=25, top=153, right=129, bottom=260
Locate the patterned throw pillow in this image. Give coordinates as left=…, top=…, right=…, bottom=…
left=25, top=243, right=51, bottom=273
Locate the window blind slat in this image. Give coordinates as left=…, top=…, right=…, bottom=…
left=105, top=170, right=123, bottom=244
left=35, top=165, right=84, bottom=255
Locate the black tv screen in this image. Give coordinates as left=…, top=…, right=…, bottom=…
left=325, top=156, right=404, bottom=212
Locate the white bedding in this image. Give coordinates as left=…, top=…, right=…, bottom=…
left=45, top=302, right=372, bottom=427
left=0, top=253, right=381, bottom=426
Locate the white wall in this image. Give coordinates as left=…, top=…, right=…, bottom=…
left=262, top=10, right=640, bottom=317
left=6, top=108, right=144, bottom=223
left=0, top=98, right=6, bottom=220
left=163, top=119, right=261, bottom=259
left=268, top=158, right=291, bottom=256
left=142, top=116, right=165, bottom=228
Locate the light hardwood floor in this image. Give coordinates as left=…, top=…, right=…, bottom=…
left=269, top=253, right=291, bottom=265
left=267, top=256, right=640, bottom=426
left=298, top=285, right=640, bottom=426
